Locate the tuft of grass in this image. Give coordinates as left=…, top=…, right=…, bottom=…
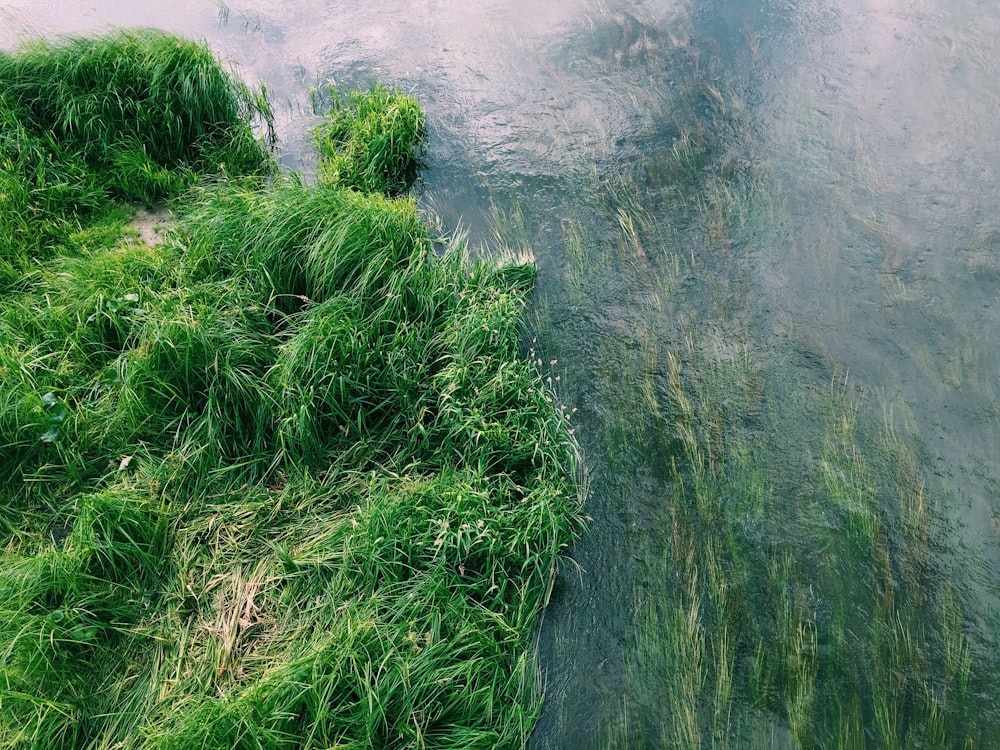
left=0, top=29, right=274, bottom=192
left=0, top=29, right=274, bottom=291
left=0, top=484, right=168, bottom=748
left=311, top=82, right=425, bottom=196
left=173, top=177, right=429, bottom=310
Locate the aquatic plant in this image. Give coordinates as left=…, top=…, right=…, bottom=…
left=497, top=70, right=996, bottom=739
left=577, top=191, right=994, bottom=747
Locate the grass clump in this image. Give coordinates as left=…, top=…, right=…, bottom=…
left=0, top=484, right=168, bottom=749
left=312, top=83, right=425, bottom=196
left=0, top=29, right=274, bottom=288
left=0, top=30, right=581, bottom=750
left=0, top=28, right=274, bottom=189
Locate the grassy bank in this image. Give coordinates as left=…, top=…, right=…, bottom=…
left=0, top=31, right=581, bottom=749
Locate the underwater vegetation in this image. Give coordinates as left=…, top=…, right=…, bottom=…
left=616, top=346, right=991, bottom=749
left=489, top=14, right=1000, bottom=737
left=0, top=31, right=581, bottom=749
left=552, top=104, right=1000, bottom=748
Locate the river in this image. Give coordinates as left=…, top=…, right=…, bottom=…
left=4, top=0, right=998, bottom=746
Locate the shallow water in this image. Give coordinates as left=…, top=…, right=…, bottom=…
left=5, top=0, right=999, bottom=745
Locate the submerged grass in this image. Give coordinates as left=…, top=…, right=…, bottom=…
left=0, top=32, right=581, bottom=750
left=503, top=22, right=998, bottom=739
left=589, top=160, right=996, bottom=747
left=608, top=332, right=995, bottom=749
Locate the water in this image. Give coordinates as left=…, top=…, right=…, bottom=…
left=5, top=0, right=999, bottom=745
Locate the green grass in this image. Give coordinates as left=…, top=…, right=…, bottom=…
left=0, top=31, right=582, bottom=750
left=0, top=29, right=273, bottom=185
left=311, top=83, right=425, bottom=196
left=0, top=29, right=274, bottom=290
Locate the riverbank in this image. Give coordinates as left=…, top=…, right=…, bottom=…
left=0, top=30, right=582, bottom=748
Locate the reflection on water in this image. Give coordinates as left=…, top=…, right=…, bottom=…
left=4, top=0, right=999, bottom=745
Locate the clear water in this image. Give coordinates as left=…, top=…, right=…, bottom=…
left=5, top=0, right=999, bottom=745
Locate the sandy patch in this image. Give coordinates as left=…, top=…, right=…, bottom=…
left=130, top=203, right=174, bottom=246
